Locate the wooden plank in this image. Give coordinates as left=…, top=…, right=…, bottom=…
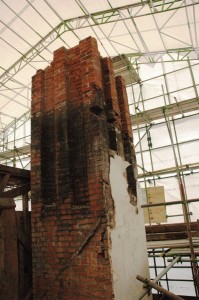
left=167, top=248, right=199, bottom=256
left=143, top=186, right=167, bottom=224
left=146, top=222, right=199, bottom=241
left=147, top=238, right=199, bottom=250
left=146, top=222, right=198, bottom=233
left=131, top=98, right=199, bottom=125
left=146, top=231, right=199, bottom=241
left=0, top=144, right=30, bottom=161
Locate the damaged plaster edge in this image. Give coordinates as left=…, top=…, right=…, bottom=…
left=107, top=153, right=152, bottom=300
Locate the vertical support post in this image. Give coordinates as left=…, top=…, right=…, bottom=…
left=163, top=105, right=199, bottom=295
left=145, top=124, right=156, bottom=187
left=139, top=77, right=156, bottom=191
left=179, top=181, right=199, bottom=297
left=0, top=198, right=18, bottom=300
left=172, top=118, right=188, bottom=203
left=22, top=192, right=29, bottom=232
left=162, top=251, right=170, bottom=291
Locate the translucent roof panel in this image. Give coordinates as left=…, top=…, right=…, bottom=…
left=0, top=0, right=198, bottom=131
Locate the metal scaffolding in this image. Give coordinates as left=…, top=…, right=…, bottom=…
left=0, top=110, right=31, bottom=169
left=129, top=49, right=199, bottom=297
left=0, top=0, right=199, bottom=298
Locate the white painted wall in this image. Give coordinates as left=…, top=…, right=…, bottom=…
left=109, top=154, right=152, bottom=300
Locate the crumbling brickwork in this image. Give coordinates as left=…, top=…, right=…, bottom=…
left=31, top=37, right=137, bottom=299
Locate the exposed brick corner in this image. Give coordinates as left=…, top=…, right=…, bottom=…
left=31, top=37, right=138, bottom=299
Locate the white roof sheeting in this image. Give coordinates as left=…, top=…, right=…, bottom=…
left=0, top=0, right=199, bottom=147
left=0, top=0, right=198, bottom=129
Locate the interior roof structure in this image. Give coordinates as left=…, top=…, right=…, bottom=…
left=0, top=0, right=198, bottom=132
left=1, top=2, right=199, bottom=296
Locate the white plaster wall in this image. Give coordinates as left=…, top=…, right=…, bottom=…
left=109, top=154, right=152, bottom=300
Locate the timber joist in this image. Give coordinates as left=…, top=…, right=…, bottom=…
left=0, top=164, right=30, bottom=198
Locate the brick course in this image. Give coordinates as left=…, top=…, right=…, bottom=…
left=31, top=37, right=137, bottom=299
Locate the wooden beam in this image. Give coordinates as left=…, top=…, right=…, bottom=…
left=0, top=174, right=10, bottom=192
left=0, top=198, right=16, bottom=209
left=146, top=222, right=198, bottom=234
left=146, top=231, right=199, bottom=241
left=0, top=183, right=30, bottom=198
left=146, top=222, right=199, bottom=241
left=0, top=164, right=30, bottom=179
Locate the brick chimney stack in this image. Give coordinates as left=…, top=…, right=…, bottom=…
left=31, top=37, right=151, bottom=300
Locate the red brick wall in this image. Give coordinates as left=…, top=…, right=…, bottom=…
left=31, top=37, right=136, bottom=299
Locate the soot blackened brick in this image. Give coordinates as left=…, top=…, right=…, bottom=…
left=116, top=75, right=137, bottom=202
left=31, top=37, right=137, bottom=299
left=41, top=112, right=56, bottom=204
